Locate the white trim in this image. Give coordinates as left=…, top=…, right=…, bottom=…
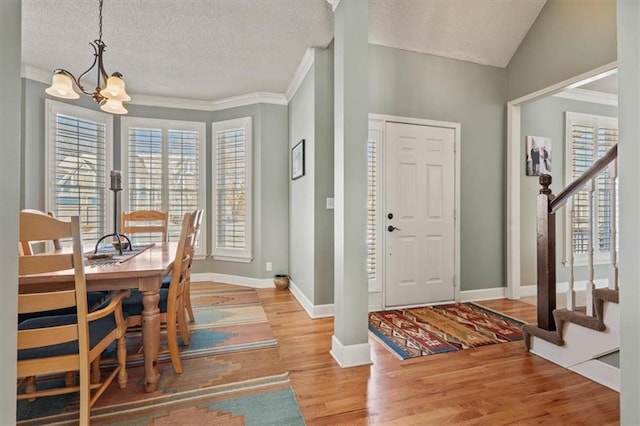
left=286, top=48, right=315, bottom=101
left=520, top=278, right=611, bottom=298
left=22, top=64, right=52, bottom=84
left=212, top=116, right=253, bottom=262
left=120, top=116, right=207, bottom=256
left=288, top=280, right=335, bottom=318
left=330, top=335, right=372, bottom=368
left=569, top=359, right=620, bottom=392
left=369, top=113, right=461, bottom=308
left=25, top=64, right=287, bottom=111
left=190, top=272, right=273, bottom=288
left=459, top=287, right=506, bottom=302
left=506, top=61, right=617, bottom=301
left=44, top=99, right=114, bottom=245
left=554, top=88, right=618, bottom=106
left=326, top=0, right=341, bottom=12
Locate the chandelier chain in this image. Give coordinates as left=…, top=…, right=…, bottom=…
left=98, top=0, right=103, bottom=41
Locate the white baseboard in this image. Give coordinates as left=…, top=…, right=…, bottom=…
left=520, top=278, right=611, bottom=298
left=288, top=280, right=334, bottom=319
left=191, top=272, right=273, bottom=288
left=330, top=335, right=372, bottom=368
left=459, top=287, right=506, bottom=302
left=570, top=359, right=620, bottom=392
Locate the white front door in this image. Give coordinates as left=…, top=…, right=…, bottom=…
left=385, top=122, right=456, bottom=307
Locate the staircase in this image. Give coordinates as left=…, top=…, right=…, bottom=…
left=523, top=288, right=619, bottom=390
left=523, top=144, right=619, bottom=392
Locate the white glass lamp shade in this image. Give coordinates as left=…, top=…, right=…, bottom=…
left=100, top=98, right=128, bottom=115
left=45, top=73, right=80, bottom=99
left=99, top=75, right=131, bottom=101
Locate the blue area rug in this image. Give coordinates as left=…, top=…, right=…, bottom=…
left=17, top=282, right=306, bottom=425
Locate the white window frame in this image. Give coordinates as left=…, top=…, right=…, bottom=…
left=120, top=117, right=207, bottom=256
left=564, top=111, right=618, bottom=266
left=367, top=119, right=384, bottom=292
left=45, top=99, right=114, bottom=247
left=211, top=117, right=253, bottom=263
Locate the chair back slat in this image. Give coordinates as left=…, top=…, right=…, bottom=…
left=20, top=210, right=72, bottom=244
left=18, top=290, right=76, bottom=314
left=121, top=210, right=169, bottom=242
left=18, top=324, right=79, bottom=350
left=19, top=253, right=74, bottom=276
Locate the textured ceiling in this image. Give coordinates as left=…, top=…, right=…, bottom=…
left=21, top=0, right=546, bottom=102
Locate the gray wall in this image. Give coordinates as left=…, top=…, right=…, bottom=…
left=520, top=96, right=617, bottom=286
left=289, top=66, right=316, bottom=301
left=288, top=46, right=336, bottom=306
left=1, top=0, right=21, bottom=422
left=507, top=0, right=617, bottom=101
left=22, top=79, right=289, bottom=280
left=369, top=44, right=507, bottom=291
left=313, top=46, right=335, bottom=305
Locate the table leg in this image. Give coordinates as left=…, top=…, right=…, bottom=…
left=141, top=289, right=161, bottom=392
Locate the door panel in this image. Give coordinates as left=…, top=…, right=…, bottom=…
left=385, top=122, right=455, bottom=307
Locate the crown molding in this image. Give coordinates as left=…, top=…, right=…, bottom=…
left=21, top=64, right=52, bottom=85
left=553, top=88, right=618, bottom=106
left=286, top=48, right=316, bottom=102
left=22, top=64, right=288, bottom=111
left=326, top=0, right=341, bottom=12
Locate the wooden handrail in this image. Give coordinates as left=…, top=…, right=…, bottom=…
left=549, top=144, right=618, bottom=213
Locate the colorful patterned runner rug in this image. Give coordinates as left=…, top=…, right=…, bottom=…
left=369, top=302, right=524, bottom=360
left=17, top=282, right=305, bottom=425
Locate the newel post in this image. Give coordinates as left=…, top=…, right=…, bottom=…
left=537, top=174, right=556, bottom=331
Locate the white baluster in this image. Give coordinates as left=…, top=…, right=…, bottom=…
left=586, top=179, right=595, bottom=316
left=567, top=198, right=576, bottom=311
left=609, top=160, right=619, bottom=291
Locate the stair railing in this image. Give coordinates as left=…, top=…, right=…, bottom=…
left=536, top=144, right=618, bottom=331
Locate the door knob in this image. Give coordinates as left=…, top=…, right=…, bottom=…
left=387, top=225, right=401, bottom=232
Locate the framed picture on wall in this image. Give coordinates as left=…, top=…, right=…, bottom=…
left=526, top=135, right=552, bottom=176
left=292, top=139, right=305, bottom=180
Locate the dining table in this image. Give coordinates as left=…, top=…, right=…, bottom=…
left=18, top=241, right=177, bottom=393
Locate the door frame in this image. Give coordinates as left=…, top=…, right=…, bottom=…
left=369, top=113, right=461, bottom=308
left=505, top=61, right=617, bottom=300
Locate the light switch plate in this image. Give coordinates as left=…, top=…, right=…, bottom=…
left=326, top=197, right=334, bottom=210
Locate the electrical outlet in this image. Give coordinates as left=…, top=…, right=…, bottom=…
left=266, top=262, right=272, bottom=271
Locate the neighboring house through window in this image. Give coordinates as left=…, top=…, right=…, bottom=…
left=121, top=117, right=206, bottom=254
left=564, top=111, right=618, bottom=264
left=45, top=100, right=113, bottom=246
left=212, top=117, right=252, bottom=262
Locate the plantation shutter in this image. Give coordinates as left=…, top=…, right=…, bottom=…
left=122, top=118, right=206, bottom=252
left=212, top=117, right=252, bottom=262
left=47, top=102, right=111, bottom=245
left=567, top=113, right=618, bottom=257
left=167, top=129, right=200, bottom=241
left=367, top=138, right=377, bottom=281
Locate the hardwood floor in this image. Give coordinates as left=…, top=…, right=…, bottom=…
left=257, top=288, right=620, bottom=425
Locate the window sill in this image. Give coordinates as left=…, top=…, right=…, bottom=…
left=212, top=255, right=252, bottom=263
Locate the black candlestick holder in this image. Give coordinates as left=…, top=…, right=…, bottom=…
left=94, top=171, right=132, bottom=255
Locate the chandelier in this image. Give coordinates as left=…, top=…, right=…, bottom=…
left=45, top=0, right=130, bottom=114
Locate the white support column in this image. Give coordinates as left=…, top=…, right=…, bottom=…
left=331, top=0, right=372, bottom=367
left=0, top=1, right=21, bottom=423
left=618, top=1, right=640, bottom=422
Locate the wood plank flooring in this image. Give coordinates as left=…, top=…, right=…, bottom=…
left=257, top=288, right=620, bottom=425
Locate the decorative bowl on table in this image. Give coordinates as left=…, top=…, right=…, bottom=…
left=112, top=241, right=130, bottom=251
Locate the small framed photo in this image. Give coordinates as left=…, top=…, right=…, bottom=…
left=526, top=135, right=552, bottom=176
left=291, top=139, right=305, bottom=180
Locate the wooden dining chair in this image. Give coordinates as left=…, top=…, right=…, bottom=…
left=17, top=211, right=130, bottom=425
left=121, top=210, right=169, bottom=243
left=19, top=209, right=61, bottom=255
left=122, top=212, right=196, bottom=374
left=184, top=209, right=203, bottom=323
